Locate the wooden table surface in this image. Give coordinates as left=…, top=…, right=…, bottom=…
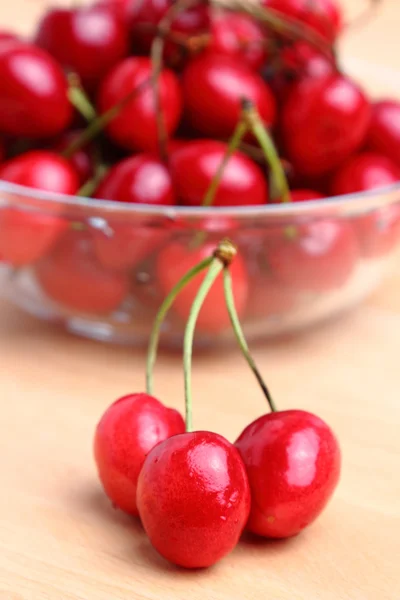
left=1, top=1, right=400, bottom=599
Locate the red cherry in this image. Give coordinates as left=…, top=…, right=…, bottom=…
left=52, top=130, right=94, bottom=186
left=330, top=152, right=400, bottom=196
left=169, top=140, right=268, bottom=207
left=0, top=137, right=5, bottom=163
left=0, top=31, right=19, bottom=44
left=156, top=242, right=249, bottom=333
left=210, top=12, right=268, bottom=72
left=182, top=53, right=276, bottom=139
left=235, top=410, right=341, bottom=538
left=98, top=57, right=182, bottom=152
left=266, top=220, right=359, bottom=292
left=366, top=100, right=400, bottom=167
left=0, top=42, right=72, bottom=138
left=262, top=0, right=342, bottom=42
left=35, top=231, right=129, bottom=314
left=290, top=189, right=324, bottom=202
left=137, top=431, right=251, bottom=568
left=35, top=6, right=129, bottom=92
left=94, top=393, right=185, bottom=516
left=163, top=4, right=211, bottom=64
left=282, top=74, right=371, bottom=177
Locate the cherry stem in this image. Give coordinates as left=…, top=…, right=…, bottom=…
left=77, top=163, right=108, bottom=197
left=202, top=120, right=248, bottom=207
left=183, top=259, right=224, bottom=432
left=146, top=256, right=213, bottom=396
left=242, top=98, right=290, bottom=203
left=223, top=268, right=277, bottom=413
left=67, top=73, right=97, bottom=123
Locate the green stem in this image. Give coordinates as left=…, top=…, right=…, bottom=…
left=68, top=84, right=97, bottom=123
left=202, top=120, right=248, bottom=207
left=145, top=256, right=213, bottom=396
left=183, top=259, right=224, bottom=432
left=223, top=268, right=277, bottom=413
left=243, top=99, right=290, bottom=203
left=77, top=164, right=108, bottom=198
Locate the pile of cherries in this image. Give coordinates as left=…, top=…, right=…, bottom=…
left=1, top=0, right=400, bottom=333
left=94, top=240, right=341, bottom=568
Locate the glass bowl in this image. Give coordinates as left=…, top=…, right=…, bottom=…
left=1, top=176, right=399, bottom=347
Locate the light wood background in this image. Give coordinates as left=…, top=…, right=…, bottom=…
left=1, top=1, right=400, bottom=599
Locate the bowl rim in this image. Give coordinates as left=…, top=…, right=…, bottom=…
left=1, top=178, right=400, bottom=220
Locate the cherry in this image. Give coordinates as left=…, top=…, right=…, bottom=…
left=0, top=42, right=72, bottom=138
left=210, top=12, right=268, bottom=72
left=97, top=57, right=182, bottom=152
left=266, top=220, right=359, bottom=292
left=94, top=393, right=185, bottom=516
left=0, top=31, right=19, bottom=44
left=137, top=430, right=251, bottom=568
left=367, top=100, right=400, bottom=167
left=156, top=242, right=249, bottom=333
left=290, top=189, right=324, bottom=202
left=35, top=231, right=129, bottom=314
left=235, top=410, right=341, bottom=538
left=163, top=4, right=211, bottom=64
left=169, top=140, right=268, bottom=207
left=0, top=137, right=5, bottom=163
left=281, top=74, right=371, bottom=177
left=330, top=153, right=400, bottom=196
left=35, top=5, right=129, bottom=92
left=182, top=53, right=276, bottom=139
left=262, top=0, right=342, bottom=42
left=52, top=130, right=94, bottom=186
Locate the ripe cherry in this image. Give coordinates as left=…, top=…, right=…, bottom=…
left=0, top=42, right=72, bottom=138
left=266, top=220, right=359, bottom=292
left=52, top=130, right=94, bottom=186
left=290, top=189, right=324, bottom=202
left=156, top=242, right=249, bottom=333
left=137, top=430, right=251, bottom=568
left=94, top=393, right=185, bottom=516
left=235, top=410, right=341, bottom=538
left=281, top=74, right=371, bottom=177
left=367, top=100, right=400, bottom=167
left=330, top=153, right=400, bottom=258
left=35, top=5, right=129, bottom=92
left=182, top=53, right=276, bottom=139
left=210, top=12, right=268, bottom=72
left=35, top=231, right=129, bottom=314
left=97, top=57, right=182, bottom=152
left=262, top=0, right=342, bottom=42
left=169, top=140, right=268, bottom=207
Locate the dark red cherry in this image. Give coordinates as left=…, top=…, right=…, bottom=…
left=35, top=231, right=129, bottom=314
left=262, top=0, right=342, bottom=42
left=94, top=393, right=185, bottom=516
left=330, top=152, right=400, bottom=196
left=266, top=220, right=359, bottom=292
left=169, top=140, right=268, bottom=207
left=182, top=53, right=276, bottom=138
left=137, top=431, right=251, bottom=568
left=290, top=189, right=324, bottom=202
left=210, top=12, right=268, bottom=72
left=52, top=130, right=94, bottom=186
left=282, top=74, right=371, bottom=177
left=0, top=42, right=72, bottom=138
left=97, top=57, right=182, bottom=152
left=235, top=410, right=341, bottom=538
left=35, top=5, right=129, bottom=92
left=156, top=241, right=249, bottom=333
left=163, top=4, right=211, bottom=64
left=367, top=100, right=400, bottom=167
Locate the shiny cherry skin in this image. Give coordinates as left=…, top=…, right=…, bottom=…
left=266, top=220, right=359, bottom=292
left=262, top=0, right=342, bottom=42
left=367, top=100, right=400, bottom=167
left=137, top=431, right=251, bottom=568
left=94, top=393, right=185, bottom=516
left=182, top=53, right=276, bottom=139
left=282, top=74, right=371, bottom=177
left=35, top=5, right=129, bottom=92
left=52, top=130, right=94, bottom=186
left=0, top=42, right=72, bottom=138
left=331, top=153, right=400, bottom=258
left=35, top=231, right=129, bottom=314
left=169, top=140, right=268, bottom=207
left=235, top=410, right=341, bottom=538
left=156, top=242, right=249, bottom=333
left=98, top=57, right=182, bottom=152
left=210, top=12, right=267, bottom=72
